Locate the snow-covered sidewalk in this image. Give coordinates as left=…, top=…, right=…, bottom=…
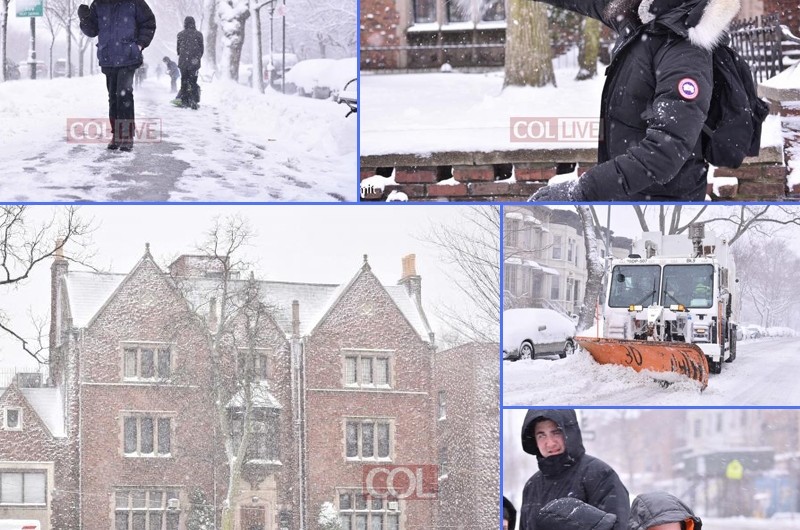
left=0, top=74, right=356, bottom=201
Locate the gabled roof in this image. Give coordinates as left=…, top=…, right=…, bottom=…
left=0, top=385, right=66, bottom=438
left=64, top=271, right=126, bottom=328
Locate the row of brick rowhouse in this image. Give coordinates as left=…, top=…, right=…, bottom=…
left=0, top=246, right=498, bottom=529
left=360, top=89, right=800, bottom=202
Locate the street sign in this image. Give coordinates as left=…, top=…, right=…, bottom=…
left=726, top=459, right=744, bottom=480
left=16, top=0, right=44, bottom=17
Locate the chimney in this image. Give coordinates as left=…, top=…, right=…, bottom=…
left=292, top=300, right=300, bottom=339
left=398, top=254, right=422, bottom=304
left=49, top=239, right=69, bottom=383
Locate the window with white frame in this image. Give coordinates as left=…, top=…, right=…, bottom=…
left=550, top=277, right=560, bottom=301
left=504, top=264, right=518, bottom=295
left=346, top=419, right=392, bottom=461
left=437, top=391, right=446, bottom=420
left=344, top=353, right=391, bottom=388
left=237, top=349, right=268, bottom=381
left=229, top=407, right=281, bottom=462
left=123, top=344, right=172, bottom=381
left=123, top=414, right=173, bottom=457
left=552, top=235, right=563, bottom=260
left=0, top=471, right=45, bottom=505
left=504, top=219, right=520, bottom=248
left=338, top=490, right=400, bottom=530
left=413, top=0, right=436, bottom=23
left=567, top=238, right=575, bottom=263
left=438, top=446, right=448, bottom=479
left=114, top=488, right=181, bottom=530
left=2, top=407, right=22, bottom=430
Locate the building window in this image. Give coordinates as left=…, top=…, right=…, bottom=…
left=413, top=0, right=436, bottom=23
left=552, top=235, right=563, bottom=260
left=438, top=447, right=448, bottom=479
left=438, top=391, right=446, bottom=420
left=2, top=407, right=22, bottom=430
left=567, top=238, right=575, bottom=263
left=338, top=490, right=400, bottom=530
left=446, top=0, right=470, bottom=22
left=504, top=264, right=518, bottom=295
left=481, top=0, right=505, bottom=20
left=505, top=219, right=520, bottom=248
left=566, top=278, right=573, bottom=301
left=550, top=278, right=560, bottom=301
left=237, top=349, right=268, bottom=381
left=123, top=414, right=173, bottom=457
left=114, top=488, right=181, bottom=530
left=344, top=353, right=391, bottom=388
left=346, top=419, right=392, bottom=461
left=230, top=408, right=281, bottom=462
left=123, top=344, right=171, bottom=381
left=573, top=281, right=581, bottom=305
left=0, top=471, right=45, bottom=505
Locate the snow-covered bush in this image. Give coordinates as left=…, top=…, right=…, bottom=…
left=318, top=501, right=340, bottom=530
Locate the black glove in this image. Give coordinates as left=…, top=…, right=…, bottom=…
left=78, top=4, right=90, bottom=18
left=529, top=177, right=588, bottom=202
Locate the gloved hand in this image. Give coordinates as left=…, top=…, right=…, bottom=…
left=77, top=4, right=90, bottom=18
left=528, top=177, right=588, bottom=202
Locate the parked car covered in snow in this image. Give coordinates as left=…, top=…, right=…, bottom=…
left=285, top=57, right=356, bottom=99
left=503, top=308, right=576, bottom=361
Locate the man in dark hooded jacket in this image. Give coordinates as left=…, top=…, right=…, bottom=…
left=537, top=497, right=617, bottom=530
left=529, top=0, right=741, bottom=201
left=176, top=16, right=204, bottom=109
left=519, top=409, right=630, bottom=530
left=78, top=0, right=156, bottom=151
left=629, top=492, right=702, bottom=530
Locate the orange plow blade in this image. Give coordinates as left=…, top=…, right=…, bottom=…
left=576, top=337, right=710, bottom=390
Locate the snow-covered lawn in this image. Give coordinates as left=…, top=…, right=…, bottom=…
left=503, top=336, right=800, bottom=406
left=0, top=74, right=356, bottom=201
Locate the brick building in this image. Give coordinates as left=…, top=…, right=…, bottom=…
left=29, top=244, right=498, bottom=530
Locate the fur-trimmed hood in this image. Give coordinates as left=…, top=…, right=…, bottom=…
left=605, top=0, right=741, bottom=50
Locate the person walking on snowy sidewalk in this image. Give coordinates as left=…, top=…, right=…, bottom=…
left=528, top=0, right=740, bottom=201
left=629, top=492, right=703, bottom=530
left=78, top=0, right=156, bottom=152
left=176, top=16, right=204, bottom=110
left=163, top=56, right=180, bottom=93
left=519, top=409, right=630, bottom=530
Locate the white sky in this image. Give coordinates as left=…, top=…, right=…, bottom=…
left=0, top=205, right=492, bottom=370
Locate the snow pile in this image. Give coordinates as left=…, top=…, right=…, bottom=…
left=286, top=58, right=357, bottom=94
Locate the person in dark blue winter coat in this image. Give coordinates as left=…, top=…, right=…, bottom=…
left=78, top=0, right=156, bottom=151
left=529, top=0, right=741, bottom=201
left=176, top=16, right=204, bottom=109
left=519, top=409, right=630, bottom=530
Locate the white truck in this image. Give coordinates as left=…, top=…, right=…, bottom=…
left=598, top=223, right=737, bottom=375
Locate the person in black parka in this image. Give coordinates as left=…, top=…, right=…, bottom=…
left=519, top=409, right=630, bottom=530
left=629, top=492, right=703, bottom=530
left=529, top=0, right=741, bottom=201
left=504, top=496, right=518, bottom=530
left=176, top=16, right=204, bottom=109
left=537, top=497, right=617, bottom=530
left=78, top=0, right=156, bottom=151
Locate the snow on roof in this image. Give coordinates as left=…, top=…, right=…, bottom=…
left=384, top=285, right=432, bottom=341
left=260, top=280, right=339, bottom=336
left=505, top=257, right=522, bottom=265
left=540, top=266, right=560, bottom=276
left=64, top=271, right=126, bottom=328
left=20, top=387, right=65, bottom=438
left=227, top=381, right=282, bottom=409
left=505, top=212, right=524, bottom=220
left=523, top=260, right=542, bottom=270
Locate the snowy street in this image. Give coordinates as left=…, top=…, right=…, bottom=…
left=503, top=336, right=800, bottom=406
left=0, top=74, right=356, bottom=201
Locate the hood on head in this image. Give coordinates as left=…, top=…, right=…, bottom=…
left=503, top=497, right=517, bottom=530
left=521, top=409, right=585, bottom=459
left=184, top=16, right=196, bottom=29
left=629, top=492, right=702, bottom=530
left=638, top=0, right=741, bottom=50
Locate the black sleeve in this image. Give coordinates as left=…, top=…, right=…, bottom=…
left=519, top=480, right=537, bottom=530
left=79, top=2, right=99, bottom=38
left=582, top=463, right=630, bottom=530
left=534, top=0, right=610, bottom=28
left=580, top=39, right=713, bottom=200
left=136, top=0, right=157, bottom=48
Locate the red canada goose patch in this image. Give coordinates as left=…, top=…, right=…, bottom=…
left=678, top=78, right=699, bottom=100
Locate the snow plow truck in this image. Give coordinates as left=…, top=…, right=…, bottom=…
left=577, top=224, right=738, bottom=390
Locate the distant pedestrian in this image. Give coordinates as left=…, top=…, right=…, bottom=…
left=78, top=0, right=156, bottom=151
left=163, top=56, right=180, bottom=93
left=629, top=492, right=702, bottom=530
left=176, top=16, right=204, bottom=109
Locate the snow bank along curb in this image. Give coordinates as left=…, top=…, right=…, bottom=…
left=360, top=142, right=785, bottom=202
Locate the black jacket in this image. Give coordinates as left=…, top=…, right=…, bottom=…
left=79, top=0, right=156, bottom=69
left=536, top=0, right=740, bottom=200
left=538, top=497, right=617, bottom=530
left=504, top=496, right=518, bottom=530
left=629, top=492, right=702, bottom=530
left=177, top=16, right=204, bottom=71
left=519, top=410, right=630, bottom=530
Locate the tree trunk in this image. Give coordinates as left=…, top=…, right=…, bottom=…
left=0, top=0, right=8, bottom=82
left=66, top=20, right=73, bottom=78
left=504, top=0, right=554, bottom=88
left=577, top=206, right=605, bottom=333
left=250, top=3, right=263, bottom=92
left=576, top=16, right=599, bottom=80
left=49, top=41, right=54, bottom=79
left=218, top=0, right=250, bottom=80
left=203, top=0, right=219, bottom=72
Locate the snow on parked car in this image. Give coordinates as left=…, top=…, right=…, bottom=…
left=503, top=308, right=577, bottom=361
left=285, top=58, right=356, bottom=99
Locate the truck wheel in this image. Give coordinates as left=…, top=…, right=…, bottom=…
left=710, top=358, right=722, bottom=374
left=726, top=335, right=736, bottom=363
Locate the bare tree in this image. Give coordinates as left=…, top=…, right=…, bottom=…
left=44, top=6, right=64, bottom=79
left=0, top=206, right=94, bottom=362
left=576, top=206, right=604, bottom=332
left=202, top=0, right=219, bottom=72
left=288, top=0, right=356, bottom=58
left=420, top=206, right=500, bottom=344
left=0, top=0, right=9, bottom=82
